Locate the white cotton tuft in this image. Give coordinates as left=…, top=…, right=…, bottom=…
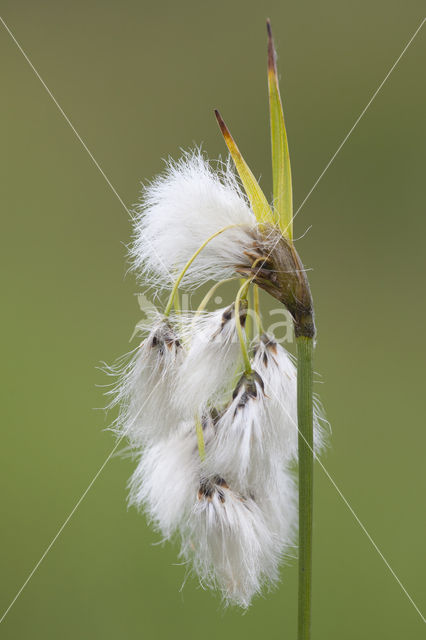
left=252, top=334, right=299, bottom=462
left=131, top=151, right=259, bottom=289
left=180, top=476, right=281, bottom=608
left=129, top=418, right=215, bottom=538
left=254, top=465, right=298, bottom=548
left=107, top=315, right=183, bottom=447
left=206, top=333, right=320, bottom=493
left=174, top=303, right=245, bottom=417
left=206, top=371, right=272, bottom=493
left=253, top=334, right=327, bottom=460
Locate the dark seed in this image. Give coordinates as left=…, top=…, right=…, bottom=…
left=198, top=476, right=229, bottom=502
left=214, top=476, right=229, bottom=489
left=217, top=489, right=225, bottom=503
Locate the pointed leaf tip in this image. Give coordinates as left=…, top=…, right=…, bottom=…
left=266, top=19, right=275, bottom=73
left=214, top=109, right=275, bottom=228
left=214, top=109, right=231, bottom=142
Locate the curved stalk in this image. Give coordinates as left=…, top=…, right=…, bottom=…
left=193, top=277, right=239, bottom=323
left=173, top=291, right=181, bottom=314
left=296, top=336, right=314, bottom=640
left=195, top=416, right=206, bottom=462
left=163, top=224, right=242, bottom=317
left=253, top=284, right=263, bottom=336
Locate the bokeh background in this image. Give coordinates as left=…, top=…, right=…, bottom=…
left=1, top=1, right=425, bottom=638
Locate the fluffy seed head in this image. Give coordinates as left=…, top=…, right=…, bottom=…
left=129, top=417, right=216, bottom=538
left=253, top=333, right=327, bottom=459
left=206, top=369, right=272, bottom=493
left=180, top=475, right=281, bottom=608
left=175, top=303, right=247, bottom=417
left=131, top=151, right=260, bottom=290
left=108, top=315, right=183, bottom=446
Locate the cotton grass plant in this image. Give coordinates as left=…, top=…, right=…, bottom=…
left=110, top=20, right=326, bottom=638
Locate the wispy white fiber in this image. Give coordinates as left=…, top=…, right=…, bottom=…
left=110, top=143, right=328, bottom=610
left=205, top=347, right=298, bottom=495
left=254, top=465, right=297, bottom=547
left=129, top=417, right=215, bottom=539
left=175, top=304, right=245, bottom=417
left=253, top=334, right=327, bottom=458
left=131, top=151, right=259, bottom=289
left=180, top=476, right=281, bottom=608
left=107, top=314, right=182, bottom=447
left=252, top=334, right=299, bottom=462
left=206, top=371, right=271, bottom=493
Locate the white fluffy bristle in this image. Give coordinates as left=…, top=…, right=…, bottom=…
left=131, top=151, right=259, bottom=289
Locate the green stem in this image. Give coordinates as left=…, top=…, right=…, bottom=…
left=296, top=335, right=314, bottom=640
left=195, top=416, right=206, bottom=462
left=253, top=284, right=263, bottom=336
left=193, top=277, right=239, bottom=322
left=173, top=290, right=181, bottom=314
left=163, top=224, right=242, bottom=317
left=244, top=283, right=253, bottom=341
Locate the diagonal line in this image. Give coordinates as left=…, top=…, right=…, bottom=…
left=244, top=17, right=426, bottom=316
left=290, top=17, right=426, bottom=227
left=0, top=16, right=130, bottom=217
left=254, top=20, right=426, bottom=622
left=0, top=14, right=174, bottom=281
left=0, top=437, right=124, bottom=625
left=314, top=453, right=426, bottom=623
left=267, top=384, right=426, bottom=623
left=263, top=16, right=425, bottom=244
left=1, top=11, right=424, bottom=628
left=0, top=376, right=161, bottom=625
left=263, top=26, right=426, bottom=621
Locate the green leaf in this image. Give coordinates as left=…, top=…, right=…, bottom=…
left=267, top=19, right=293, bottom=239
left=214, top=109, right=276, bottom=228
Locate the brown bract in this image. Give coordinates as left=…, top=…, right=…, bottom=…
left=237, top=226, right=316, bottom=338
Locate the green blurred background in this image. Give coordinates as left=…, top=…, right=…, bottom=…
left=1, top=1, right=425, bottom=638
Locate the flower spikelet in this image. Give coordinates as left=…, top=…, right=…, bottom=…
left=108, top=314, right=183, bottom=446
left=131, top=151, right=260, bottom=289
left=175, top=302, right=247, bottom=416
left=180, top=476, right=281, bottom=609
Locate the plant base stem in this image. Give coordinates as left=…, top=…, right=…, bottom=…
left=296, top=336, right=314, bottom=640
